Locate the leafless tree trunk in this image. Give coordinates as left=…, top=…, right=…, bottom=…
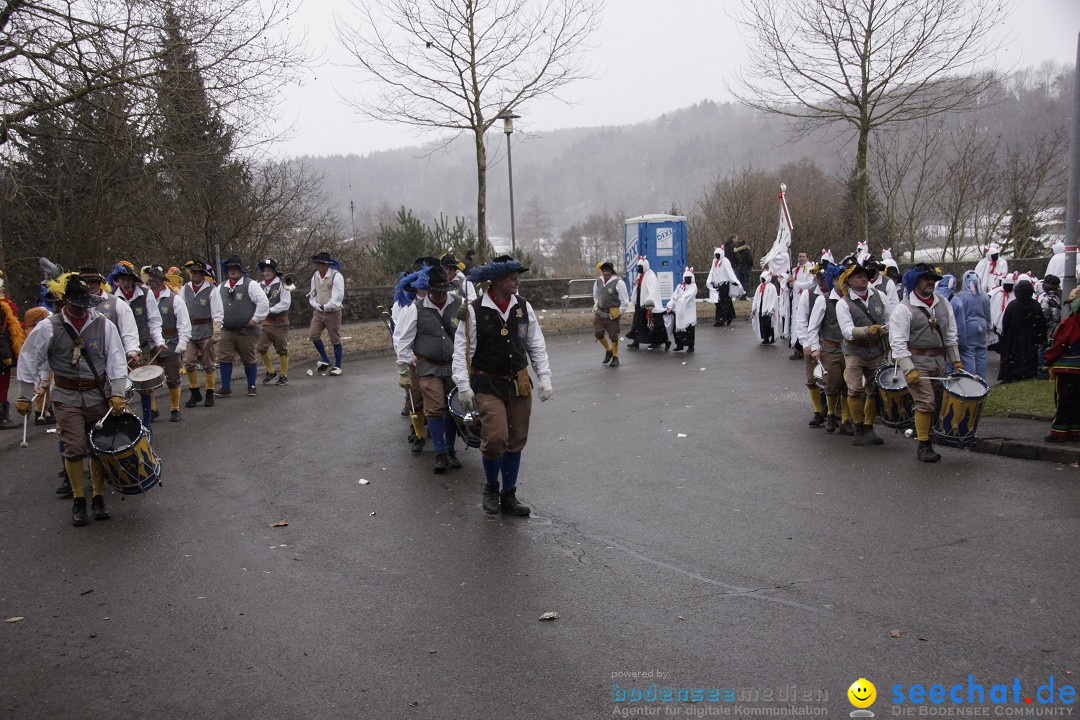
left=335, top=0, right=600, bottom=253
left=734, top=0, right=1009, bottom=245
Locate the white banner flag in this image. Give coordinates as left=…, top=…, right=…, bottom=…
left=761, top=186, right=794, bottom=277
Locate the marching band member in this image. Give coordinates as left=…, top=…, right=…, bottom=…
left=442, top=253, right=477, bottom=302
left=0, top=268, right=24, bottom=429
left=806, top=264, right=852, bottom=434
left=889, top=263, right=962, bottom=463
left=80, top=266, right=139, bottom=359
left=146, top=265, right=191, bottom=421
left=667, top=267, right=698, bottom=353
left=626, top=257, right=661, bottom=350
left=257, top=258, right=291, bottom=386
left=393, top=266, right=430, bottom=451
left=181, top=260, right=222, bottom=408
left=307, top=250, right=345, bottom=376
left=592, top=260, right=629, bottom=367
left=975, top=243, right=1009, bottom=293
left=111, top=261, right=162, bottom=426
left=872, top=250, right=901, bottom=308
left=217, top=256, right=269, bottom=398
left=836, top=261, right=894, bottom=446
left=706, top=247, right=742, bottom=327
left=16, top=273, right=129, bottom=526
left=797, top=265, right=828, bottom=427
left=453, top=255, right=553, bottom=516
left=394, top=264, right=462, bottom=473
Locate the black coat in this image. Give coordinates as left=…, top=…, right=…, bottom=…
left=997, top=281, right=1047, bottom=383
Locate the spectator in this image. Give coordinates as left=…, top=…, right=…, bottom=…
left=997, top=279, right=1046, bottom=384
left=731, top=234, right=753, bottom=299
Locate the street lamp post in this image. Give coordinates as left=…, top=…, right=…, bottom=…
left=497, top=111, right=520, bottom=255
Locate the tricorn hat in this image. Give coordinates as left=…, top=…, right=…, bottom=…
left=144, top=264, right=167, bottom=281
left=310, top=250, right=338, bottom=266
left=78, top=265, right=107, bottom=283
left=427, top=264, right=453, bottom=292
left=468, top=255, right=529, bottom=284
left=184, top=259, right=216, bottom=281
left=222, top=256, right=246, bottom=270
left=597, top=261, right=615, bottom=273
left=48, top=272, right=102, bottom=308
left=257, top=257, right=280, bottom=274
left=440, top=253, right=466, bottom=271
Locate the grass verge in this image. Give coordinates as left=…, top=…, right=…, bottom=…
left=982, top=377, right=1055, bottom=418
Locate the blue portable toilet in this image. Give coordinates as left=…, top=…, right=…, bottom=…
left=624, top=214, right=688, bottom=308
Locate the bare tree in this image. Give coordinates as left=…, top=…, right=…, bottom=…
left=872, top=118, right=945, bottom=261
left=335, top=0, right=601, bottom=252
left=733, top=0, right=1010, bottom=245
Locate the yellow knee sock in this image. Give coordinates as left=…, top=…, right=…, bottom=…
left=65, top=459, right=86, bottom=499
left=848, top=395, right=865, bottom=424
left=840, top=396, right=850, bottom=423
left=599, top=337, right=612, bottom=352
left=611, top=340, right=620, bottom=358
left=864, top=396, right=877, bottom=425
left=826, top=395, right=838, bottom=416
left=150, top=393, right=157, bottom=412
left=169, top=386, right=181, bottom=412
left=807, top=387, right=823, bottom=413
left=205, top=372, right=215, bottom=391
left=280, top=355, right=289, bottom=378
left=915, top=412, right=933, bottom=442
left=187, top=370, right=199, bottom=388
left=89, top=457, right=105, bottom=496
left=261, top=351, right=274, bottom=374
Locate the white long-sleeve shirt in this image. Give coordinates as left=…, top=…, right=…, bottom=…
left=94, top=290, right=140, bottom=356
left=805, top=288, right=843, bottom=353
left=795, top=287, right=819, bottom=347
left=183, top=281, right=224, bottom=324
left=836, top=288, right=895, bottom=341
left=261, top=279, right=292, bottom=316
left=17, top=309, right=129, bottom=400
left=308, top=270, right=345, bottom=312
left=118, top=285, right=163, bottom=349
left=452, top=293, right=551, bottom=393
left=393, top=295, right=456, bottom=365
left=889, top=293, right=959, bottom=371
left=593, top=276, right=629, bottom=313
left=147, top=286, right=192, bottom=353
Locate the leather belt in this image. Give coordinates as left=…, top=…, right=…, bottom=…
left=821, top=338, right=841, bottom=348
left=162, top=328, right=178, bottom=337
left=54, top=377, right=101, bottom=391
left=415, top=352, right=450, bottom=366
left=909, top=346, right=944, bottom=356
left=471, top=369, right=516, bottom=380
left=191, top=318, right=212, bottom=325
left=846, top=336, right=880, bottom=348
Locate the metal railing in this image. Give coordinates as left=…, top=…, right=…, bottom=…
left=561, top=278, right=595, bottom=309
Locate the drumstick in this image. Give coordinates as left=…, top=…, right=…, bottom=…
left=94, top=405, right=114, bottom=430
left=19, top=412, right=28, bottom=448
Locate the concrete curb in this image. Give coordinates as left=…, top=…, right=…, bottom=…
left=973, top=436, right=1080, bottom=465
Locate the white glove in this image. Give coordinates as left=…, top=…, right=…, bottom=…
left=458, top=387, right=476, bottom=411
left=538, top=380, right=553, bottom=402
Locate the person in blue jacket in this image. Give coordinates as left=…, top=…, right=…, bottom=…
left=951, top=270, right=991, bottom=380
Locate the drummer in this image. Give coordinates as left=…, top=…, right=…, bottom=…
left=889, top=263, right=963, bottom=463
left=145, top=265, right=191, bottom=422
left=110, top=261, right=162, bottom=426
left=15, top=273, right=129, bottom=526
left=806, top=262, right=852, bottom=435
left=796, top=264, right=828, bottom=428
left=836, top=260, right=894, bottom=446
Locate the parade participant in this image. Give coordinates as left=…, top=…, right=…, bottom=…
left=626, top=257, right=661, bottom=350
left=16, top=273, right=129, bottom=525
left=181, top=260, right=222, bottom=408
left=667, top=267, right=698, bottom=352
left=592, top=260, right=629, bottom=366
left=988, top=271, right=1018, bottom=348
left=871, top=250, right=901, bottom=308
left=997, top=279, right=1046, bottom=384
left=256, top=258, right=291, bottom=386
left=975, top=243, right=1009, bottom=293
left=889, top=264, right=961, bottom=463
left=145, top=265, right=191, bottom=421
left=79, top=265, right=140, bottom=361
left=1043, top=287, right=1080, bottom=443
left=217, top=256, right=269, bottom=397
left=786, top=251, right=814, bottom=357
left=0, top=268, right=25, bottom=429
left=463, top=249, right=477, bottom=273
left=394, top=264, right=462, bottom=473
left=731, top=235, right=753, bottom=298
left=110, top=261, right=162, bottom=425
left=453, top=255, right=552, bottom=516
left=442, top=253, right=477, bottom=302
left=797, top=265, right=828, bottom=427
left=836, top=261, right=893, bottom=446
left=807, top=263, right=852, bottom=434
left=393, top=266, right=430, bottom=451
left=307, top=250, right=345, bottom=376
left=751, top=270, right=780, bottom=345
left=952, top=271, right=991, bottom=380
left=706, top=247, right=742, bottom=327
left=1044, top=241, right=1078, bottom=280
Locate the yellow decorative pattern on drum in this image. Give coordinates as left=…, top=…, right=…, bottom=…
left=933, top=374, right=988, bottom=449
left=875, top=364, right=914, bottom=429
left=89, top=412, right=162, bottom=494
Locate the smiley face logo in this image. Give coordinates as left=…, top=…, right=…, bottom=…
left=848, top=678, right=876, bottom=709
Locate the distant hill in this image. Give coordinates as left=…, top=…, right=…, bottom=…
left=297, top=101, right=850, bottom=236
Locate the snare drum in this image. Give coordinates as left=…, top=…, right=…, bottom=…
left=129, top=364, right=165, bottom=393
left=875, top=363, right=915, bottom=429
left=89, top=412, right=162, bottom=494
left=447, top=387, right=482, bottom=449
left=813, top=363, right=826, bottom=391
left=933, top=373, right=989, bottom=449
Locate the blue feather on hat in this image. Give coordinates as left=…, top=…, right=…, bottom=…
left=824, top=262, right=845, bottom=293
left=468, top=257, right=526, bottom=284
left=394, top=267, right=432, bottom=307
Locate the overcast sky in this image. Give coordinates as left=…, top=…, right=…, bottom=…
left=272, top=0, right=1080, bottom=158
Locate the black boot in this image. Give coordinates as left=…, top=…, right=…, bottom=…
left=825, top=414, right=838, bottom=433
left=446, top=451, right=462, bottom=469
left=91, top=495, right=110, bottom=521
left=627, top=342, right=640, bottom=349
left=602, top=350, right=613, bottom=364
left=55, top=475, right=73, bottom=498
left=917, top=441, right=941, bottom=463
left=170, top=410, right=181, bottom=422
left=71, top=497, right=88, bottom=526
left=482, top=484, right=501, bottom=514
left=433, top=453, right=448, bottom=474
left=0, top=402, right=17, bottom=429
left=852, top=423, right=865, bottom=446
left=861, top=425, right=884, bottom=445
left=839, top=421, right=855, bottom=436
left=500, top=489, right=531, bottom=516
left=808, top=412, right=825, bottom=428
left=203, top=389, right=215, bottom=407
left=411, top=437, right=425, bottom=455
left=185, top=388, right=203, bottom=408
left=609, top=356, right=620, bottom=367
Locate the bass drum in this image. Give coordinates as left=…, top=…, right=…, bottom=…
left=447, top=387, right=482, bottom=449
left=875, top=364, right=915, bottom=430
left=933, top=373, right=989, bottom=449
left=89, top=411, right=162, bottom=495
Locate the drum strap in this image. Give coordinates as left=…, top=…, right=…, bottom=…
left=914, top=306, right=947, bottom=349
left=58, top=318, right=106, bottom=394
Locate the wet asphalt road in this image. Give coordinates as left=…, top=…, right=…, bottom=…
left=1, top=321, right=1078, bottom=719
